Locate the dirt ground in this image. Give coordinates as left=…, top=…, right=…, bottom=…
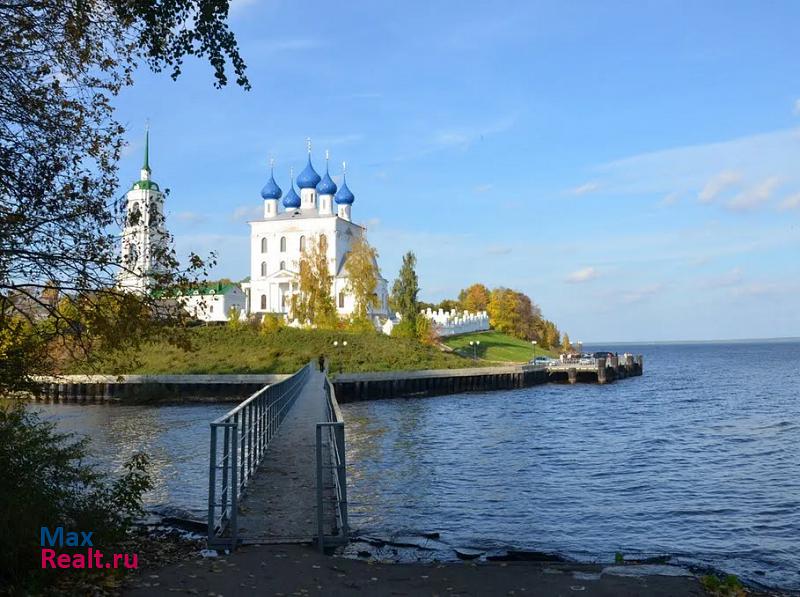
left=123, top=542, right=707, bottom=596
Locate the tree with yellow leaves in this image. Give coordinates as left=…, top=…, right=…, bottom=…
left=291, top=234, right=337, bottom=328
left=344, top=235, right=380, bottom=324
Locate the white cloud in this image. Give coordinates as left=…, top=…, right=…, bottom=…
left=432, top=114, right=517, bottom=150
left=175, top=211, right=205, bottom=224
left=565, top=267, right=599, bottom=283
left=230, top=205, right=262, bottom=222
left=698, top=170, right=743, bottom=203
left=660, top=192, right=680, bottom=206
left=592, top=128, right=800, bottom=198
left=229, top=0, right=259, bottom=14
left=700, top=267, right=743, bottom=289
left=568, top=181, right=600, bottom=196
left=778, top=192, right=800, bottom=211
left=733, top=282, right=788, bottom=297
left=621, top=283, right=664, bottom=304
left=486, top=245, right=512, bottom=256
left=726, top=177, right=781, bottom=211
left=474, top=184, right=493, bottom=194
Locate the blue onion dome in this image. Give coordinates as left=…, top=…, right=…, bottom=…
left=296, top=155, right=321, bottom=189
left=316, top=166, right=337, bottom=195
left=334, top=174, right=354, bottom=205
left=283, top=178, right=301, bottom=208
left=260, top=169, right=282, bottom=200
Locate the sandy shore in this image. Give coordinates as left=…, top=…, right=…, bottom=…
left=123, top=543, right=706, bottom=596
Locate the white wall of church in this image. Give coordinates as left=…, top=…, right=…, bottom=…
left=245, top=212, right=388, bottom=318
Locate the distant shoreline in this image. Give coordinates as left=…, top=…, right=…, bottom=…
left=583, top=336, right=800, bottom=346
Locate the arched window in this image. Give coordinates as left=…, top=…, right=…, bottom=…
left=260, top=261, right=267, bottom=277
left=128, top=242, right=139, bottom=265
left=299, top=235, right=305, bottom=252
left=129, top=202, right=141, bottom=225
left=261, top=238, right=267, bottom=253
left=279, top=261, right=286, bottom=271
left=338, top=292, right=345, bottom=309
left=260, top=295, right=267, bottom=310
left=319, top=233, right=327, bottom=252
left=280, top=236, right=286, bottom=252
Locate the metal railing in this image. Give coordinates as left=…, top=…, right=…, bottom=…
left=315, top=372, right=349, bottom=552
left=207, top=363, right=310, bottom=548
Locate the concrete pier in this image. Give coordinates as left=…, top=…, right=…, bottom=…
left=547, top=355, right=643, bottom=384
left=28, top=373, right=291, bottom=403
left=333, top=365, right=548, bottom=403
left=24, top=356, right=643, bottom=405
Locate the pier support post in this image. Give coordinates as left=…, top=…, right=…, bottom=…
left=597, top=358, right=607, bottom=384
left=568, top=367, right=577, bottom=385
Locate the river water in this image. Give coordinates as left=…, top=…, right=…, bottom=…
left=35, top=340, right=800, bottom=590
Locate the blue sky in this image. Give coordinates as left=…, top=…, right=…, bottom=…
left=114, top=0, right=800, bottom=342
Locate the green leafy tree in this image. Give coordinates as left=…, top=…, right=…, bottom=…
left=0, top=403, right=152, bottom=591
left=0, top=0, right=247, bottom=392
left=435, top=299, right=460, bottom=312
left=292, top=234, right=337, bottom=328
left=390, top=251, right=419, bottom=338
left=344, top=235, right=380, bottom=323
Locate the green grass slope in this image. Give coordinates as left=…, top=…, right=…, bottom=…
left=443, top=330, right=555, bottom=363
left=73, top=326, right=476, bottom=375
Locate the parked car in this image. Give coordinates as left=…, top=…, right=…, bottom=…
left=592, top=351, right=614, bottom=359
left=531, top=356, right=551, bottom=365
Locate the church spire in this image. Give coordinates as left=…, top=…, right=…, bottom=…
left=142, top=123, right=151, bottom=173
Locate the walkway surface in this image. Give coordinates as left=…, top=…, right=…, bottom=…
left=124, top=543, right=706, bottom=597
left=235, top=366, right=332, bottom=542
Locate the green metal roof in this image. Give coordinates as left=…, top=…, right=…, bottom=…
left=151, top=282, right=239, bottom=298
left=188, top=282, right=239, bottom=296
left=131, top=179, right=160, bottom=191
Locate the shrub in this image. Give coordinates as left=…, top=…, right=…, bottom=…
left=227, top=307, right=245, bottom=331
left=0, top=402, right=152, bottom=592
left=260, top=313, right=284, bottom=336
left=415, top=316, right=438, bottom=345
left=700, top=574, right=746, bottom=597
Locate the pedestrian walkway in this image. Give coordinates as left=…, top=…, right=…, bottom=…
left=235, top=366, right=330, bottom=542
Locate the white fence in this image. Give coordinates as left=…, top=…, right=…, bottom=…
left=421, top=308, right=490, bottom=337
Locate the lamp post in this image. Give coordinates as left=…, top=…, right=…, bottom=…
left=469, top=340, right=480, bottom=360
left=531, top=340, right=537, bottom=364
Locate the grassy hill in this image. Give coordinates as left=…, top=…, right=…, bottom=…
left=443, top=331, right=555, bottom=363
left=69, top=326, right=476, bottom=375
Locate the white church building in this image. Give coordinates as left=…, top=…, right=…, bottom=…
left=241, top=142, right=389, bottom=320
left=117, top=133, right=388, bottom=323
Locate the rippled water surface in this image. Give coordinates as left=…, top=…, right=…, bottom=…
left=36, top=341, right=800, bottom=589
left=342, top=341, right=800, bottom=590
left=34, top=403, right=230, bottom=519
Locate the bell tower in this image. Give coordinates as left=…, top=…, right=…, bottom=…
left=117, top=126, right=170, bottom=293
